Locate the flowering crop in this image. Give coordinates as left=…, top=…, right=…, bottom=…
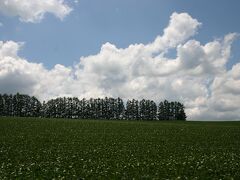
left=0, top=117, right=239, bottom=179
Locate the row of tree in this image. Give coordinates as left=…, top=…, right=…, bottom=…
left=0, top=93, right=187, bottom=120
left=0, top=93, right=41, bottom=117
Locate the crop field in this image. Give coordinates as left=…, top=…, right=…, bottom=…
left=0, top=117, right=240, bottom=179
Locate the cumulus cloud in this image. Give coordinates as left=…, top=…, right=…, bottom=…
left=0, top=12, right=239, bottom=120
left=0, top=0, right=72, bottom=22
left=146, top=12, right=201, bottom=53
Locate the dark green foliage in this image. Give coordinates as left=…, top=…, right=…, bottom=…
left=0, top=93, right=186, bottom=120
left=0, top=93, right=41, bottom=117
left=0, top=117, right=240, bottom=179
left=158, top=100, right=186, bottom=121
left=125, top=99, right=138, bottom=120
left=138, top=99, right=157, bottom=120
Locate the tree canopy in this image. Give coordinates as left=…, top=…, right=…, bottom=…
left=0, top=93, right=186, bottom=121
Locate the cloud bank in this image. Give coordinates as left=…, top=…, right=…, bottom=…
left=0, top=12, right=239, bottom=120
left=0, top=0, right=71, bottom=22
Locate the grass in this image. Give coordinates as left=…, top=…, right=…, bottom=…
left=0, top=117, right=240, bottom=179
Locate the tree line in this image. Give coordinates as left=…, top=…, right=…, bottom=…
left=0, top=93, right=186, bottom=120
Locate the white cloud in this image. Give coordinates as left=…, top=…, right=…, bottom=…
left=0, top=12, right=239, bottom=120
left=145, top=12, right=201, bottom=53
left=0, top=0, right=72, bottom=23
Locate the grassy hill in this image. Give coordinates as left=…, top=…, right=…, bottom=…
left=0, top=117, right=239, bottom=179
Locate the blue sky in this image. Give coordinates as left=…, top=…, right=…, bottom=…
left=0, top=0, right=240, bottom=69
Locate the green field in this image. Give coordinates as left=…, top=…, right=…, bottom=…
left=0, top=117, right=240, bottom=179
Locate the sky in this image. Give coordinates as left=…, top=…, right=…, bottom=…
left=0, top=0, right=240, bottom=120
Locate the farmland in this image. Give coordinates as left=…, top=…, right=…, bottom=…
left=0, top=117, right=240, bottom=179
